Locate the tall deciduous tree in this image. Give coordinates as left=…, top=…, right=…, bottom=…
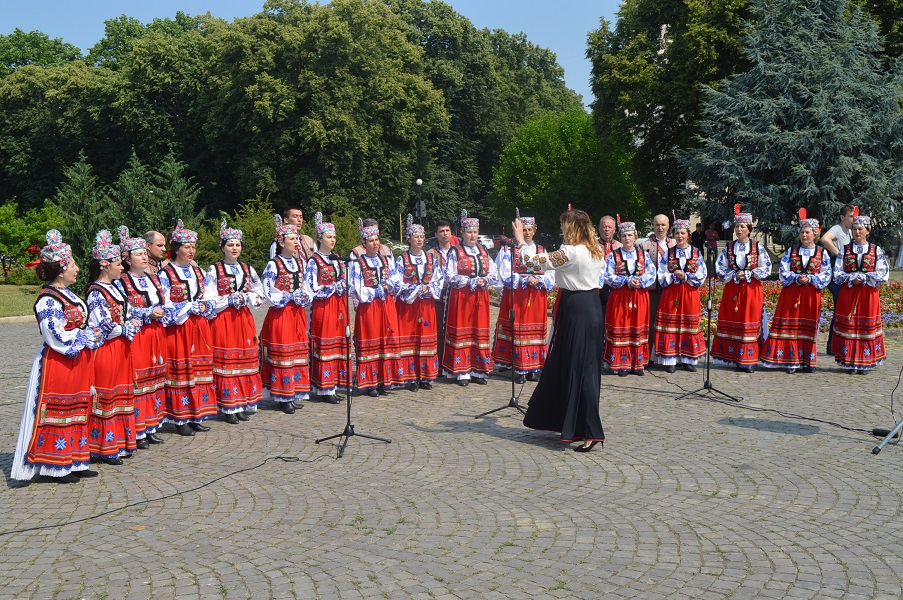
left=0, top=29, right=82, bottom=78
left=684, top=0, right=903, bottom=247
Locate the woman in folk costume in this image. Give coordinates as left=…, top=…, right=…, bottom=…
left=260, top=215, right=314, bottom=413
left=396, top=214, right=444, bottom=391
left=304, top=212, right=349, bottom=403
left=653, top=219, right=707, bottom=373
left=442, top=210, right=499, bottom=386
left=118, top=226, right=169, bottom=448
left=710, top=208, right=772, bottom=372
left=831, top=213, right=888, bottom=374
left=11, top=230, right=106, bottom=483
left=491, top=209, right=555, bottom=383
left=85, top=230, right=142, bottom=464
left=348, top=218, right=405, bottom=397
left=157, top=219, right=218, bottom=436
left=204, top=220, right=265, bottom=423
left=518, top=209, right=606, bottom=452
left=761, top=212, right=831, bottom=373
left=603, top=221, right=657, bottom=376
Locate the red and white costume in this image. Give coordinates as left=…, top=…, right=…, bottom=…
left=396, top=248, right=444, bottom=385
left=654, top=244, right=707, bottom=367
left=603, top=239, right=657, bottom=373
left=305, top=251, right=351, bottom=396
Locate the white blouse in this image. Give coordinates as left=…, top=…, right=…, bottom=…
left=519, top=244, right=604, bottom=292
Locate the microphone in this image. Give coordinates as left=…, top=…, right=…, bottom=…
left=498, top=236, right=516, bottom=248
left=328, top=253, right=354, bottom=263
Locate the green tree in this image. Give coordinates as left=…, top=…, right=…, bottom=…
left=683, top=0, right=903, bottom=247
left=0, top=201, right=64, bottom=257
left=489, top=107, right=645, bottom=233
left=49, top=153, right=115, bottom=265
left=0, top=29, right=82, bottom=78
left=587, top=0, right=751, bottom=216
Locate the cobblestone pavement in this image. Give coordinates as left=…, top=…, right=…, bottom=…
left=2, top=311, right=903, bottom=600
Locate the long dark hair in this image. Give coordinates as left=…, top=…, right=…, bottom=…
left=87, top=259, right=103, bottom=284
left=35, top=262, right=64, bottom=283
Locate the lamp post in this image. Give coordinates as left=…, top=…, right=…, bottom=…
left=415, top=178, right=424, bottom=224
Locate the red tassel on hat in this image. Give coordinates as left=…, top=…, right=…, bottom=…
left=734, top=203, right=741, bottom=215
left=567, top=203, right=572, bottom=211
left=616, top=213, right=621, bottom=227
left=798, top=208, right=807, bottom=221
left=853, top=206, right=860, bottom=217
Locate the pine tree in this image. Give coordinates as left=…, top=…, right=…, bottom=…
left=152, top=152, right=203, bottom=233
left=111, top=150, right=156, bottom=233
left=684, top=0, right=903, bottom=247
left=50, top=152, right=114, bottom=264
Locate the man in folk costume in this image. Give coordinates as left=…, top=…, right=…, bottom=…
left=640, top=214, right=676, bottom=365
left=603, top=221, right=657, bottom=376
left=396, top=214, right=444, bottom=391
left=491, top=210, right=554, bottom=383
left=260, top=215, right=314, bottom=413
left=442, top=210, right=499, bottom=386
left=427, top=220, right=456, bottom=367
left=761, top=212, right=831, bottom=373
left=157, top=219, right=219, bottom=436
left=831, top=213, right=889, bottom=374
left=118, top=226, right=169, bottom=447
left=350, top=218, right=394, bottom=261
left=598, top=215, right=622, bottom=340
left=268, top=207, right=316, bottom=261
left=653, top=219, right=707, bottom=373
left=304, top=212, right=350, bottom=403
left=349, top=218, right=405, bottom=396
left=711, top=208, right=772, bottom=372
left=144, top=231, right=169, bottom=275
left=203, top=220, right=265, bottom=423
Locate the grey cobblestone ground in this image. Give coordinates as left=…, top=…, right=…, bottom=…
left=2, top=310, right=903, bottom=599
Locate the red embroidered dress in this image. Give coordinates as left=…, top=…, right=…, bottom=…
left=604, top=248, right=656, bottom=372
left=305, top=253, right=351, bottom=395
left=654, top=246, right=707, bottom=365
left=204, top=261, right=264, bottom=412
left=396, top=251, right=442, bottom=384
left=11, top=287, right=96, bottom=480
left=491, top=244, right=552, bottom=374
left=120, top=271, right=168, bottom=436
left=159, top=263, right=218, bottom=423
left=831, top=243, right=888, bottom=370
left=442, top=244, right=498, bottom=377
left=85, top=281, right=137, bottom=458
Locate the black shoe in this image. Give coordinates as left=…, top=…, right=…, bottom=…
left=683, top=363, right=697, bottom=373
left=147, top=433, right=165, bottom=444
left=366, top=388, right=379, bottom=397
left=473, top=377, right=488, bottom=385
left=632, top=370, right=645, bottom=376
left=737, top=366, right=755, bottom=373
left=378, top=385, right=389, bottom=395
left=136, top=437, right=150, bottom=450
left=419, top=381, right=433, bottom=390
left=786, top=368, right=797, bottom=374
left=280, top=402, right=296, bottom=414
left=175, top=424, right=195, bottom=436
left=189, top=422, right=211, bottom=432
left=47, top=473, right=80, bottom=484
left=665, top=365, right=676, bottom=374
left=573, top=441, right=601, bottom=453
left=102, top=457, right=124, bottom=466
left=857, top=369, right=867, bottom=375
left=526, top=371, right=538, bottom=382
left=322, top=395, right=342, bottom=404
left=236, top=411, right=250, bottom=421
left=291, top=400, right=303, bottom=409
left=458, top=380, right=469, bottom=387
left=617, top=370, right=628, bottom=377
left=514, top=374, right=526, bottom=384
left=223, top=413, right=239, bottom=425
left=801, top=366, right=813, bottom=373
left=74, top=469, right=99, bottom=478
left=407, top=382, right=419, bottom=392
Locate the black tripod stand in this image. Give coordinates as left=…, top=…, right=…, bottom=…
left=872, top=419, right=903, bottom=454
left=675, top=250, right=741, bottom=403
left=316, top=254, right=391, bottom=457
left=476, top=303, right=526, bottom=418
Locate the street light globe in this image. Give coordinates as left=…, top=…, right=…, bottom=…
left=415, top=178, right=423, bottom=186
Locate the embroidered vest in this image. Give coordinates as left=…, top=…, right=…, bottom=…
left=454, top=245, right=490, bottom=278
left=272, top=256, right=302, bottom=292
left=311, top=253, right=345, bottom=285
left=843, top=243, right=877, bottom=273
left=86, top=282, right=126, bottom=325
left=726, top=241, right=759, bottom=271
left=121, top=272, right=165, bottom=309
left=357, top=253, right=390, bottom=288
left=401, top=252, right=435, bottom=284
left=789, top=246, right=824, bottom=275
left=163, top=263, right=205, bottom=303
left=666, top=246, right=700, bottom=274
left=35, top=287, right=86, bottom=331
left=612, top=248, right=646, bottom=276
left=513, top=245, right=545, bottom=274
left=215, top=261, right=253, bottom=296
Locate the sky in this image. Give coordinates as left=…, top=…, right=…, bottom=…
left=2, top=0, right=622, bottom=104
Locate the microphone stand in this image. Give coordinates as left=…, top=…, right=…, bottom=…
left=477, top=242, right=526, bottom=418
left=675, top=250, right=741, bottom=403
left=316, top=253, right=391, bottom=457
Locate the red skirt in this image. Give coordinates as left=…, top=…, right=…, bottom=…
left=604, top=286, right=650, bottom=371
left=164, top=314, right=218, bottom=422
left=832, top=284, right=886, bottom=369
left=711, top=279, right=763, bottom=367
left=491, top=286, right=549, bottom=373
left=88, top=336, right=136, bottom=457
left=397, top=297, right=439, bottom=383
left=442, top=287, right=493, bottom=376
left=260, top=304, right=310, bottom=400
left=130, top=320, right=166, bottom=435
left=762, top=283, right=822, bottom=368
left=654, top=283, right=705, bottom=360
left=210, top=306, right=263, bottom=412
left=354, top=296, right=405, bottom=391
left=26, top=348, right=93, bottom=471
left=310, top=294, right=351, bottom=393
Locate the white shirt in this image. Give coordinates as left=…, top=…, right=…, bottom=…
left=520, top=244, right=604, bottom=291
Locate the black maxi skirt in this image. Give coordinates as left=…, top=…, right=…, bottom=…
left=523, top=289, right=605, bottom=443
